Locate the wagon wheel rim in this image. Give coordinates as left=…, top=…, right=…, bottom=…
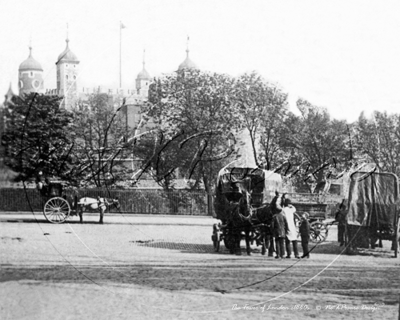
left=44, top=197, right=71, bottom=224
left=310, top=222, right=328, bottom=243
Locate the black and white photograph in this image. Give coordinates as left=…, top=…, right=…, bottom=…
left=0, top=1, right=399, bottom=319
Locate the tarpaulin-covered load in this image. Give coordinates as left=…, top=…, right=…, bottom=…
left=347, top=171, right=399, bottom=248
left=348, top=172, right=398, bottom=228
left=213, top=167, right=282, bottom=221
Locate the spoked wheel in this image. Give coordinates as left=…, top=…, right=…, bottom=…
left=310, top=221, right=329, bottom=243
left=43, top=197, right=71, bottom=224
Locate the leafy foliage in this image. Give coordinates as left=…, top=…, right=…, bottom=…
left=1, top=93, right=75, bottom=183
left=232, top=72, right=289, bottom=168
left=355, top=111, right=400, bottom=176
left=141, top=69, right=238, bottom=191
left=70, top=93, right=133, bottom=187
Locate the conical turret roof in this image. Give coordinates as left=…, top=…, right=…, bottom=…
left=57, top=39, right=79, bottom=64
left=178, top=49, right=197, bottom=71
left=19, top=47, right=43, bottom=71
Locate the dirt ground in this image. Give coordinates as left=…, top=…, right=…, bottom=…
left=0, top=212, right=399, bottom=320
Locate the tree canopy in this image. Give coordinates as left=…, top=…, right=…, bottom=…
left=140, top=69, right=238, bottom=191
left=2, top=72, right=399, bottom=194
left=1, top=93, right=76, bottom=183
left=70, top=93, right=134, bottom=187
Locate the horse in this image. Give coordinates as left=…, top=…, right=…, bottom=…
left=228, top=192, right=274, bottom=256
left=226, top=192, right=258, bottom=255
left=76, top=197, right=120, bottom=224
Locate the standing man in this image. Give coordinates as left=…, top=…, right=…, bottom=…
left=335, top=202, right=347, bottom=246
left=271, top=204, right=288, bottom=259
left=97, top=196, right=109, bottom=224
left=268, top=191, right=282, bottom=256
left=300, top=212, right=311, bottom=258
left=283, top=198, right=300, bottom=259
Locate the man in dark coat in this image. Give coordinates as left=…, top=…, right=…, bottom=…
left=300, top=212, right=311, bottom=258
left=270, top=191, right=281, bottom=215
left=335, top=203, right=347, bottom=246
left=271, top=207, right=288, bottom=259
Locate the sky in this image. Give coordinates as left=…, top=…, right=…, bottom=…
left=1, top=0, right=400, bottom=123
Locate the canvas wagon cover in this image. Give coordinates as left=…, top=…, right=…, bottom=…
left=213, top=167, right=282, bottom=221
left=347, top=171, right=399, bottom=228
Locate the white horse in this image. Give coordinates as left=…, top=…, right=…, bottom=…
left=76, top=197, right=120, bottom=224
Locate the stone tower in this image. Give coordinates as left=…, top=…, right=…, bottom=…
left=18, top=47, right=44, bottom=96
left=56, top=38, right=79, bottom=109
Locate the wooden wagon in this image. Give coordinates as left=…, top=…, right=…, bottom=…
left=211, top=167, right=282, bottom=254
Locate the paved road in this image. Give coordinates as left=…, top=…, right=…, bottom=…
left=0, top=212, right=398, bottom=320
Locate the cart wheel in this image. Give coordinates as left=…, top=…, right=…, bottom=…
left=310, top=221, right=329, bottom=243
left=43, top=197, right=71, bottom=224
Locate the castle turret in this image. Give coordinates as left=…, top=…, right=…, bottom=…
left=135, top=51, right=151, bottom=98
left=178, top=37, right=197, bottom=71
left=56, top=38, right=79, bottom=109
left=18, top=47, right=44, bottom=96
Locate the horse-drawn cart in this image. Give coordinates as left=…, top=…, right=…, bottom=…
left=37, top=177, right=76, bottom=223
left=37, top=175, right=119, bottom=224
left=345, top=171, right=400, bottom=257
left=212, top=167, right=282, bottom=254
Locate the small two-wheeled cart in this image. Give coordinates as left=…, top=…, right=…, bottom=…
left=211, top=167, right=282, bottom=254
left=37, top=176, right=77, bottom=224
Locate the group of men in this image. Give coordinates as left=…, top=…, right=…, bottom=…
left=268, top=192, right=310, bottom=259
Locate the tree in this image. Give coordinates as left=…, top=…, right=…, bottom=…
left=355, top=111, right=400, bottom=176
left=141, top=69, right=239, bottom=192
left=259, top=111, right=296, bottom=170
left=232, top=72, right=289, bottom=168
left=1, top=93, right=76, bottom=183
left=277, top=99, right=351, bottom=192
left=71, top=92, right=134, bottom=187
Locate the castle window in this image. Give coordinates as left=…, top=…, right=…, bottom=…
left=66, top=75, right=69, bottom=80
left=73, top=76, right=76, bottom=80
left=30, top=72, right=33, bottom=77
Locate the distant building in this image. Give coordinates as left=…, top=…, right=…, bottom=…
left=122, top=46, right=198, bottom=134
left=178, top=46, right=198, bottom=71
left=18, top=47, right=44, bottom=95
left=13, top=38, right=199, bottom=185
left=55, top=38, right=80, bottom=109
